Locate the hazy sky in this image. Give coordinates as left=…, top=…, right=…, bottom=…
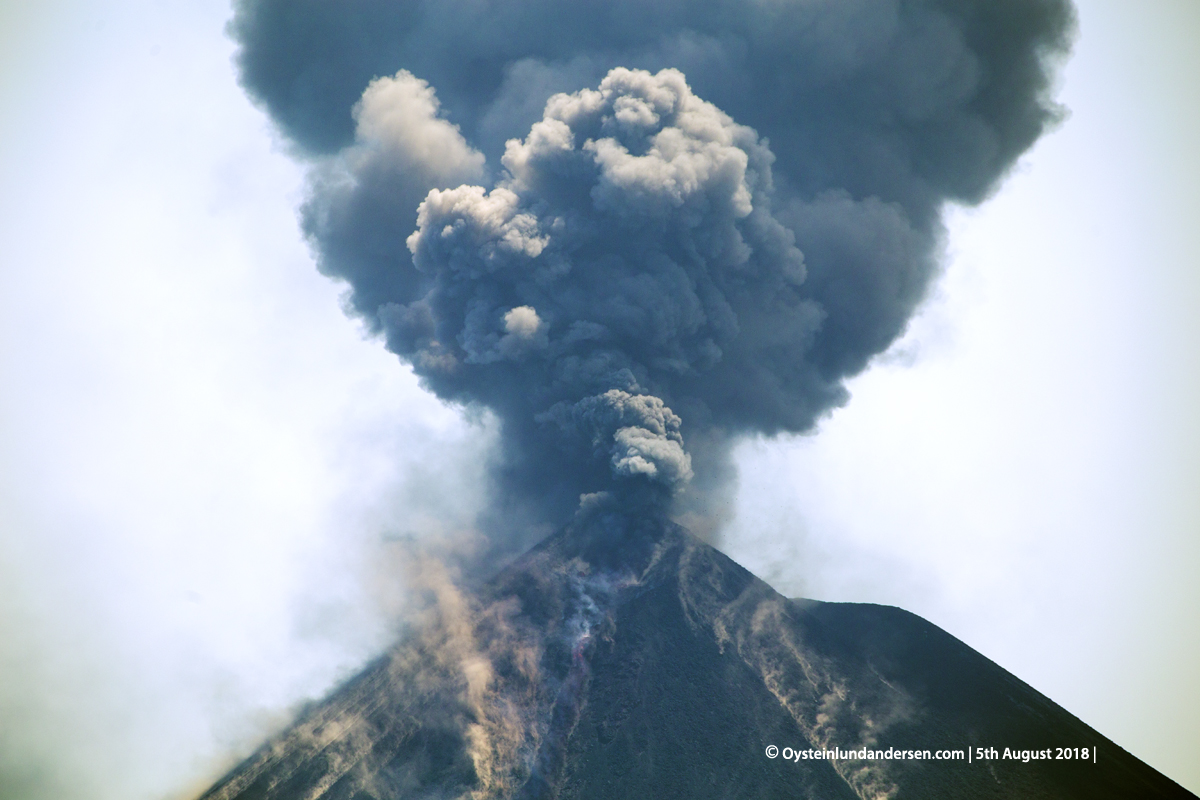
left=1, top=1, right=1197, bottom=799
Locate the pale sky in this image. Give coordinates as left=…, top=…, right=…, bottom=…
left=1, top=1, right=1197, bottom=798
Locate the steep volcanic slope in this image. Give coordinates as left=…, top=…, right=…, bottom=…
left=198, top=518, right=1194, bottom=799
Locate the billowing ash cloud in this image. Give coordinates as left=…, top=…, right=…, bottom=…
left=229, top=0, right=1075, bottom=555
left=397, top=68, right=815, bottom=529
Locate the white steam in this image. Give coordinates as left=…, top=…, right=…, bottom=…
left=352, top=69, right=485, bottom=185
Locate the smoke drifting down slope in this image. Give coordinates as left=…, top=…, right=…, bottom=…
left=230, top=0, right=1075, bottom=559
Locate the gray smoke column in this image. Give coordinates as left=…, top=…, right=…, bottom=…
left=229, top=0, right=1075, bottom=556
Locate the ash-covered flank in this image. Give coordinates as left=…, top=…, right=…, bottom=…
left=198, top=514, right=1195, bottom=800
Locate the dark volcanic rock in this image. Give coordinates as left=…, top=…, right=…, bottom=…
left=198, top=518, right=1194, bottom=799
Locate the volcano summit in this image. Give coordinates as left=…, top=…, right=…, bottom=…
left=197, top=512, right=1194, bottom=800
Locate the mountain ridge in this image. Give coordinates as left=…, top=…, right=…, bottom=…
left=198, top=516, right=1195, bottom=799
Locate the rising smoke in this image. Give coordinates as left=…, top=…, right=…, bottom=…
left=229, top=0, right=1075, bottom=559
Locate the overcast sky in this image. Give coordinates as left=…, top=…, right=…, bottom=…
left=1, top=1, right=1197, bottom=799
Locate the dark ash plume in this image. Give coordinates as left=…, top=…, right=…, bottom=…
left=229, top=0, right=1075, bottom=556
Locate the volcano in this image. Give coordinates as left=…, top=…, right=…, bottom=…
left=197, top=516, right=1193, bottom=799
